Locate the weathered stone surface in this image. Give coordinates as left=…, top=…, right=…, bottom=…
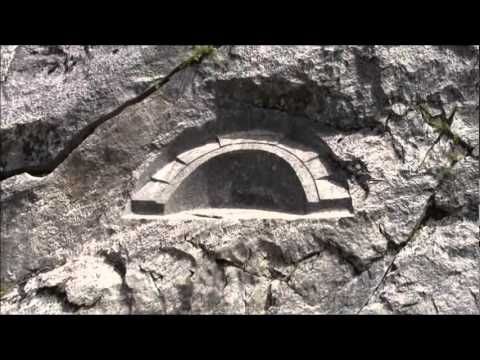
left=131, top=181, right=168, bottom=214
left=217, top=130, right=283, bottom=146
left=151, top=160, right=185, bottom=183
left=1, top=256, right=128, bottom=314
left=276, top=141, right=319, bottom=162
left=361, top=215, right=479, bottom=314
left=0, top=45, right=18, bottom=82
left=435, top=157, right=479, bottom=219
left=305, top=157, right=329, bottom=179
left=176, top=141, right=220, bottom=164
left=0, top=45, right=192, bottom=178
left=316, top=179, right=350, bottom=200
left=1, top=45, right=478, bottom=314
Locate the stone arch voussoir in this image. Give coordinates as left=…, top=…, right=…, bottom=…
left=129, top=131, right=352, bottom=217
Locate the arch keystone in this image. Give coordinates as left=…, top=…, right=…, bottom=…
left=176, top=141, right=220, bottom=164
left=217, top=130, right=284, bottom=147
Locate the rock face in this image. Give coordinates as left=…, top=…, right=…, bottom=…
left=1, top=45, right=478, bottom=314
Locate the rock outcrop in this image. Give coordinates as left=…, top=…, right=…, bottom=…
left=1, top=45, right=478, bottom=314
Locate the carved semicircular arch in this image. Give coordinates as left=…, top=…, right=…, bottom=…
left=128, top=130, right=353, bottom=218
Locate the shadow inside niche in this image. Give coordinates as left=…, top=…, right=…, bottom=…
left=136, top=74, right=370, bottom=196
left=165, top=150, right=308, bottom=215
left=138, top=111, right=347, bottom=194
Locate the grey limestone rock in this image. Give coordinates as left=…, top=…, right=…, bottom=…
left=0, top=45, right=478, bottom=314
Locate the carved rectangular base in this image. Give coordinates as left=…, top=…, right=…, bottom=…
left=131, top=200, right=165, bottom=215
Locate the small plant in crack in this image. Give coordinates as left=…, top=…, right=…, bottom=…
left=433, top=150, right=464, bottom=181
left=0, top=285, right=12, bottom=299
left=416, top=104, right=472, bottom=170
left=183, top=45, right=218, bottom=67
left=446, top=149, right=465, bottom=165
left=150, top=45, right=218, bottom=91
left=418, top=104, right=458, bottom=169
left=435, top=166, right=453, bottom=180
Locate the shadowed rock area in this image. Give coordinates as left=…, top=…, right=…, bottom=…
left=0, top=45, right=478, bottom=314
left=128, top=130, right=352, bottom=218
left=167, top=150, right=308, bottom=214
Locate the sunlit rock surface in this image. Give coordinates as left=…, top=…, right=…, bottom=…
left=1, top=45, right=478, bottom=314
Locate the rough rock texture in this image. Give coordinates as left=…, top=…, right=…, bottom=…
left=1, top=45, right=478, bottom=314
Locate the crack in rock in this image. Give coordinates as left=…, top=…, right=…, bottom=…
left=357, top=194, right=434, bottom=313
left=0, top=45, right=18, bottom=82
left=310, top=233, right=366, bottom=274
left=384, top=112, right=406, bottom=162
left=357, top=179, right=465, bottom=314
left=98, top=248, right=135, bottom=314
left=264, top=282, right=275, bottom=311
left=35, top=284, right=102, bottom=313
left=187, top=237, right=340, bottom=308
left=1, top=46, right=477, bottom=315
left=0, top=46, right=222, bottom=181
left=415, top=103, right=478, bottom=172
left=138, top=265, right=167, bottom=314
left=431, top=297, right=440, bottom=314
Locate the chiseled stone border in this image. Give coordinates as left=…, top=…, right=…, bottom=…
left=131, top=131, right=352, bottom=216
